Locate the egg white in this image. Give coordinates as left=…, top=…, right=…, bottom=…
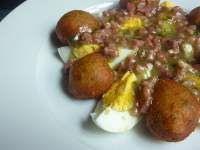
left=57, top=46, right=71, bottom=63
left=108, top=48, right=136, bottom=68
left=91, top=101, right=140, bottom=133
left=58, top=46, right=135, bottom=67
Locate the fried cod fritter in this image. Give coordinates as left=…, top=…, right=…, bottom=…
left=68, top=53, right=114, bottom=99
left=146, top=79, right=200, bottom=142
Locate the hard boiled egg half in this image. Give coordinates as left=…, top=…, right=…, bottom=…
left=58, top=45, right=135, bottom=69
left=91, top=71, right=141, bottom=133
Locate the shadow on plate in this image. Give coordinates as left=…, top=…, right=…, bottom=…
left=59, top=69, right=79, bottom=100
left=50, top=28, right=66, bottom=49
left=49, top=28, right=86, bottom=101
left=81, top=100, right=112, bottom=135
left=133, top=119, right=161, bottom=143
left=81, top=116, right=111, bottom=135
left=82, top=112, right=162, bottom=142
left=49, top=28, right=77, bottom=100
left=49, top=29, right=66, bottom=63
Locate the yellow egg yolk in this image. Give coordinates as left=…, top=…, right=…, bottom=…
left=72, top=44, right=100, bottom=59
left=119, top=17, right=143, bottom=32
left=184, top=74, right=200, bottom=92
left=103, top=71, right=137, bottom=112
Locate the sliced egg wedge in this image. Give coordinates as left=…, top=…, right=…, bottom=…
left=91, top=71, right=141, bottom=133
left=91, top=101, right=140, bottom=133
left=58, top=46, right=72, bottom=63
left=58, top=46, right=136, bottom=69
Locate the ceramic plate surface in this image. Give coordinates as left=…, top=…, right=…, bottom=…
left=0, top=0, right=200, bottom=149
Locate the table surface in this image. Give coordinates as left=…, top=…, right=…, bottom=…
left=0, top=0, right=25, bottom=21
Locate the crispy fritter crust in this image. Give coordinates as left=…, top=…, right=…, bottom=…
left=146, top=79, right=200, bottom=142
left=56, top=10, right=99, bottom=44
left=69, top=53, right=114, bottom=99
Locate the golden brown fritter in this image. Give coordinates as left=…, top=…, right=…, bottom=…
left=146, top=79, right=200, bottom=142
left=188, top=6, right=200, bottom=26
left=56, top=10, right=100, bottom=44
left=68, top=53, right=114, bottom=99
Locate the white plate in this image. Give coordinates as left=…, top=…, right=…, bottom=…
left=0, top=0, right=200, bottom=150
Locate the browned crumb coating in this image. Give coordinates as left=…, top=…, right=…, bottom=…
left=146, top=79, right=200, bottom=142
left=69, top=53, right=114, bottom=99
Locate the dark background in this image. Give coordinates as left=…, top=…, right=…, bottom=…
left=0, top=0, right=25, bottom=20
